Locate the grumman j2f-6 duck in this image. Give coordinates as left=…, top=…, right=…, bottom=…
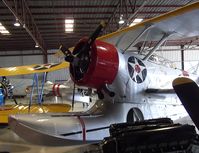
left=8, top=2, right=199, bottom=146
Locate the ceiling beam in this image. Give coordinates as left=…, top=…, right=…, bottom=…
left=0, top=5, right=183, bottom=9
left=2, top=0, right=48, bottom=63
left=0, top=11, right=168, bottom=16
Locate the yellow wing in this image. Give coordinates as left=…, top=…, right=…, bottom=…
left=98, top=2, right=199, bottom=51
left=0, top=61, right=69, bottom=76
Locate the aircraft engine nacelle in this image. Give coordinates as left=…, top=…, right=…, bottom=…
left=70, top=38, right=119, bottom=89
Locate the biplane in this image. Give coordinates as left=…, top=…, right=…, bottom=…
left=8, top=2, right=199, bottom=146
left=0, top=62, right=71, bottom=124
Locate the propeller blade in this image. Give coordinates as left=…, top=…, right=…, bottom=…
left=173, top=77, right=199, bottom=130
left=87, top=20, right=106, bottom=47
left=74, top=21, right=106, bottom=57
left=54, top=49, right=65, bottom=59
left=59, top=45, right=74, bottom=62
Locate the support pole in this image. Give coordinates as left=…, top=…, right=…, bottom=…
left=181, top=45, right=185, bottom=70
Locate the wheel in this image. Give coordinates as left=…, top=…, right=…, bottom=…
left=127, top=107, right=144, bottom=123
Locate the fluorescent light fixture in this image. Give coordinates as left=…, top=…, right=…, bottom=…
left=65, top=28, right=73, bottom=32
left=0, top=30, right=10, bottom=34
left=14, top=19, right=20, bottom=27
left=65, top=19, right=74, bottom=33
left=133, top=18, right=143, bottom=23
left=119, top=19, right=124, bottom=24
left=118, top=14, right=124, bottom=25
left=35, top=43, right=39, bottom=48
left=129, top=18, right=143, bottom=27
left=65, top=19, right=74, bottom=24
left=0, top=26, right=6, bottom=30
left=65, top=24, right=73, bottom=28
left=0, top=22, right=10, bottom=35
left=129, top=23, right=136, bottom=27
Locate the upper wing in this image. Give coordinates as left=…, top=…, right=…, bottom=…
left=0, top=61, right=69, bottom=76
left=98, top=2, right=199, bottom=51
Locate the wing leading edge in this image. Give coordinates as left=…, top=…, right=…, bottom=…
left=0, top=61, right=69, bottom=76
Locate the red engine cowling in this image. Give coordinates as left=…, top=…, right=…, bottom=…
left=70, top=39, right=119, bottom=89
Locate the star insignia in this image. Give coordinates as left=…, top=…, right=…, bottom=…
left=128, top=57, right=147, bottom=83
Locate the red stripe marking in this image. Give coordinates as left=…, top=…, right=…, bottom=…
left=57, top=84, right=61, bottom=97
left=182, top=70, right=189, bottom=76
left=0, top=108, right=12, bottom=111
left=52, top=84, right=56, bottom=96
left=77, top=116, right=86, bottom=142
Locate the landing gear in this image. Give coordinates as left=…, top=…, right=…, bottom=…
left=126, top=107, right=144, bottom=123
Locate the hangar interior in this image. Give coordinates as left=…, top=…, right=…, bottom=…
left=1, top=0, right=199, bottom=79
left=1, top=0, right=199, bottom=153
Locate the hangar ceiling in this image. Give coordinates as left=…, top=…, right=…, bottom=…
left=0, top=0, right=199, bottom=56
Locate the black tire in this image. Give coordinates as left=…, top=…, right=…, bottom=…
left=127, top=107, right=144, bottom=123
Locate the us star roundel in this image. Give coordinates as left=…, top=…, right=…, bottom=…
left=128, top=56, right=147, bottom=83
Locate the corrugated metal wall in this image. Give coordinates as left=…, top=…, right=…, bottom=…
left=156, top=46, right=199, bottom=74
left=0, top=49, right=70, bottom=82
left=156, top=46, right=181, bottom=69
left=184, top=50, right=199, bottom=73
left=0, top=53, right=43, bottom=79
left=47, top=51, right=70, bottom=83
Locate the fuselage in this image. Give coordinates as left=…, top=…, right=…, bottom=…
left=107, top=50, right=196, bottom=121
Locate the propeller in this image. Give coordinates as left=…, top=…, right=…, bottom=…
left=59, top=45, right=74, bottom=63
left=0, top=76, right=17, bottom=105
left=60, top=21, right=106, bottom=110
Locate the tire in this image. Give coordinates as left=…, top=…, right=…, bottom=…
left=127, top=107, right=144, bottom=123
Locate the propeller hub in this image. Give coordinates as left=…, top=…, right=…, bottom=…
left=70, top=37, right=92, bottom=81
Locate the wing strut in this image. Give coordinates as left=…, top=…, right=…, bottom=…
left=28, top=73, right=47, bottom=112
left=29, top=74, right=38, bottom=112
left=143, top=32, right=175, bottom=61
left=123, top=24, right=154, bottom=53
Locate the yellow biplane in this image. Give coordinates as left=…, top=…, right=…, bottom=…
left=0, top=61, right=71, bottom=124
